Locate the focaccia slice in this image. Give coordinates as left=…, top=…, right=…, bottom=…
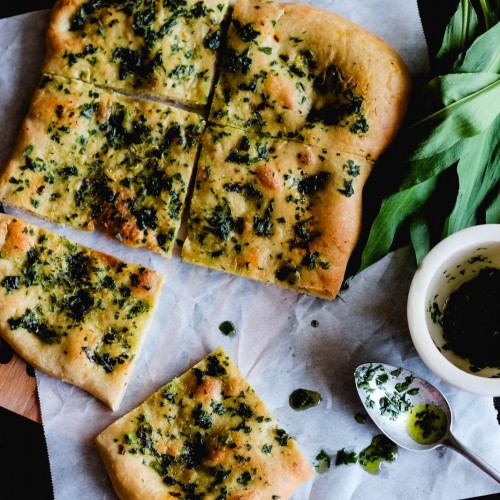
left=0, top=214, right=164, bottom=410
left=43, top=0, right=230, bottom=107
left=0, top=74, right=205, bottom=257
left=210, top=0, right=411, bottom=159
left=96, top=346, right=313, bottom=499
left=182, top=126, right=374, bottom=299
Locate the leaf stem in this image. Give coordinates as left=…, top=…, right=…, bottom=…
left=460, top=0, right=471, bottom=57
left=477, top=0, right=498, bottom=30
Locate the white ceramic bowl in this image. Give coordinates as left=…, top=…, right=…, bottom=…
left=407, top=224, right=500, bottom=396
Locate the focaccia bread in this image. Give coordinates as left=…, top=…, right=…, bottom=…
left=0, top=74, right=205, bottom=257
left=0, top=214, right=164, bottom=410
left=210, top=0, right=411, bottom=159
left=43, top=0, right=230, bottom=107
left=96, top=346, right=314, bottom=499
left=182, top=126, right=373, bottom=299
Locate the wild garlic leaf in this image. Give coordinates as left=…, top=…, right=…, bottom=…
left=477, top=0, right=500, bottom=29
left=444, top=116, right=500, bottom=234
left=359, top=176, right=438, bottom=270
left=401, top=139, right=466, bottom=189
left=486, top=190, right=500, bottom=222
left=409, top=214, right=431, bottom=264
left=454, top=21, right=500, bottom=73
left=436, top=0, right=478, bottom=66
left=358, top=0, right=499, bottom=272
left=410, top=75, right=500, bottom=160
left=433, top=72, right=499, bottom=107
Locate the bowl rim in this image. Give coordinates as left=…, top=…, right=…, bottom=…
left=407, top=223, right=500, bottom=396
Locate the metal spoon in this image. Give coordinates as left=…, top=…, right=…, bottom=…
left=354, top=362, right=500, bottom=483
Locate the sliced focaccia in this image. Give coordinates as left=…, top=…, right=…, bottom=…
left=182, top=126, right=373, bottom=299
left=210, top=0, right=411, bottom=159
left=0, top=214, right=163, bottom=410
left=43, top=0, right=230, bottom=107
left=96, top=346, right=313, bottom=499
left=0, top=74, right=205, bottom=257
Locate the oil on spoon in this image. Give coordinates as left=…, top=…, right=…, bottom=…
left=354, top=363, right=500, bottom=483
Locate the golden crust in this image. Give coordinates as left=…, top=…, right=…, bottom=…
left=182, top=126, right=373, bottom=299
left=43, top=0, right=230, bottom=107
left=210, top=0, right=411, bottom=159
left=0, top=214, right=164, bottom=410
left=96, top=347, right=314, bottom=499
left=0, top=74, right=205, bottom=257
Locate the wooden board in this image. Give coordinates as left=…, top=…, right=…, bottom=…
left=0, top=348, right=40, bottom=423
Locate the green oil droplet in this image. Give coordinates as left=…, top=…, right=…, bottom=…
left=289, top=388, right=322, bottom=411
left=218, top=320, right=236, bottom=337
left=358, top=435, right=398, bottom=474
left=407, top=403, right=447, bottom=445
left=355, top=412, right=367, bottom=424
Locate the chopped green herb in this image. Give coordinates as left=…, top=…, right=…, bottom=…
left=233, top=20, right=260, bottom=42
left=1, top=276, right=20, bottom=293
left=314, top=449, right=332, bottom=473
left=262, top=444, right=273, bottom=454
left=335, top=448, right=358, bottom=466
left=297, top=172, right=331, bottom=196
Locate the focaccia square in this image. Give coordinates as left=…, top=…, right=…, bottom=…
left=182, top=126, right=374, bottom=299
left=96, top=346, right=313, bottom=499
left=0, top=74, right=205, bottom=257
left=0, top=214, right=164, bottom=410
left=210, top=0, right=411, bottom=159
left=43, top=0, right=230, bottom=107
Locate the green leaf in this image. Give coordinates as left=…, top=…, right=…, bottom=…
left=485, top=189, right=500, bottom=223
left=455, top=21, right=500, bottom=73
left=359, top=176, right=438, bottom=271
left=409, top=214, right=431, bottom=264
left=437, top=73, right=499, bottom=106
left=436, top=0, right=478, bottom=64
left=444, top=116, right=500, bottom=234
left=477, top=0, right=500, bottom=29
left=410, top=75, right=500, bottom=160
left=401, top=136, right=467, bottom=189
left=357, top=0, right=499, bottom=272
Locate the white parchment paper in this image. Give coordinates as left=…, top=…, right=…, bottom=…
left=1, top=4, right=499, bottom=500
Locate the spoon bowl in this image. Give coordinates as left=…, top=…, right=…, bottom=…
left=354, top=363, right=500, bottom=482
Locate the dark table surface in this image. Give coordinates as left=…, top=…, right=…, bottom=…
left=0, top=1, right=497, bottom=499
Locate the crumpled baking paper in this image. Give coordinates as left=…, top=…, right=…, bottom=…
left=1, top=4, right=499, bottom=500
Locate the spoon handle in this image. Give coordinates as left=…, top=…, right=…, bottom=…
left=444, top=433, right=500, bottom=483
